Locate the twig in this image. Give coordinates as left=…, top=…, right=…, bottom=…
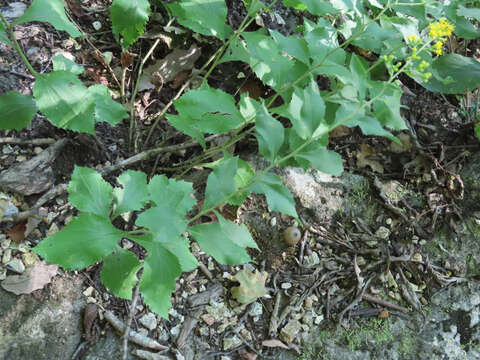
left=100, top=133, right=222, bottom=175
left=144, top=77, right=192, bottom=147
left=123, top=285, right=140, bottom=360
left=197, top=262, right=213, bottom=280
left=0, top=137, right=56, bottom=145
left=268, top=291, right=281, bottom=336
left=1, top=183, right=68, bottom=223
left=298, top=230, right=308, bottom=265
left=0, top=66, right=35, bottom=79
left=337, top=276, right=374, bottom=326
left=104, top=311, right=168, bottom=351
left=361, top=294, right=410, bottom=313
left=129, top=39, right=162, bottom=149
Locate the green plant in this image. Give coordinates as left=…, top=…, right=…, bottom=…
left=1, top=0, right=480, bottom=318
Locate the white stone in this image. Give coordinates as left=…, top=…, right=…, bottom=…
left=281, top=282, right=292, bottom=289
left=83, top=286, right=94, bottom=297
left=92, top=21, right=102, bottom=31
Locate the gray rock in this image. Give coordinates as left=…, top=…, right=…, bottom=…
left=6, top=258, right=25, bottom=274
left=280, top=319, right=302, bottom=344
left=374, top=226, right=390, bottom=240
left=304, top=251, right=320, bottom=266
left=0, top=2, right=26, bottom=21
left=223, top=335, right=241, bottom=350
left=0, top=275, right=84, bottom=360
left=139, top=312, right=157, bottom=331
left=249, top=302, right=263, bottom=317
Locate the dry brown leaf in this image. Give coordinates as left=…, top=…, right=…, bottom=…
left=329, top=125, right=351, bottom=138
left=172, top=69, right=192, bottom=89
left=1, top=261, right=58, bottom=295
left=7, top=220, right=27, bottom=243
left=139, top=45, right=201, bottom=92
left=239, top=79, right=263, bottom=100
left=121, top=50, right=136, bottom=68
left=238, top=349, right=257, bottom=360
left=356, top=144, right=384, bottom=173
left=389, top=132, right=412, bottom=153
left=262, top=339, right=289, bottom=349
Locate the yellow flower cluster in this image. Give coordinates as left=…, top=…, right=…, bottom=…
left=428, top=18, right=454, bottom=57
left=428, top=18, right=455, bottom=39
left=407, top=35, right=420, bottom=44
left=432, top=40, right=444, bottom=56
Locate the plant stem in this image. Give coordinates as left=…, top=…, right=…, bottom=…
left=128, top=39, right=161, bottom=150
left=0, top=13, right=38, bottom=76
left=189, top=82, right=391, bottom=224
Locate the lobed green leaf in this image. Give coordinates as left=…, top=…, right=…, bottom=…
left=417, top=54, right=480, bottom=94
left=166, top=0, right=233, bottom=40
left=166, top=85, right=245, bottom=148
left=249, top=173, right=298, bottom=218
left=136, top=175, right=195, bottom=243
left=255, top=102, right=285, bottom=162
left=88, top=85, right=128, bottom=126
left=113, top=170, right=149, bottom=217
left=52, top=54, right=84, bottom=75
left=34, top=213, right=123, bottom=270
left=101, top=247, right=141, bottom=300
left=33, top=71, right=96, bottom=134
left=110, top=0, right=150, bottom=48
left=189, top=212, right=257, bottom=265
left=68, top=166, right=114, bottom=218
left=15, top=0, right=81, bottom=38
left=0, top=91, right=37, bottom=130
left=139, top=242, right=182, bottom=318
left=203, top=155, right=239, bottom=211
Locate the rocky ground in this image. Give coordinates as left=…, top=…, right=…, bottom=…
left=1, top=1, right=480, bottom=360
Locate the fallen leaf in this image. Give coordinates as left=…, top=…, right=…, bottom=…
left=231, top=268, right=268, bottom=304
left=329, top=125, right=351, bottom=138
left=389, top=132, right=412, bottom=153
left=138, top=45, right=201, bottom=91
left=356, top=144, right=384, bottom=173
left=121, top=50, right=136, bottom=68
left=262, top=339, right=289, bottom=349
left=7, top=220, right=27, bottom=243
left=238, top=349, right=257, bottom=360
left=172, top=69, right=191, bottom=89
left=1, top=261, right=58, bottom=295
left=239, top=79, right=263, bottom=100
left=378, top=309, right=389, bottom=318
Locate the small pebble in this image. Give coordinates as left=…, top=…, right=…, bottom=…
left=248, top=302, right=263, bottom=317
left=281, top=282, right=292, bottom=290
left=33, top=147, right=43, bottom=154
left=2, top=248, right=12, bottom=264
left=83, top=287, right=94, bottom=297
left=270, top=217, right=277, bottom=227
left=6, top=258, right=25, bottom=273
left=21, top=252, right=39, bottom=267
left=92, top=21, right=102, bottom=30
left=139, top=313, right=157, bottom=331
